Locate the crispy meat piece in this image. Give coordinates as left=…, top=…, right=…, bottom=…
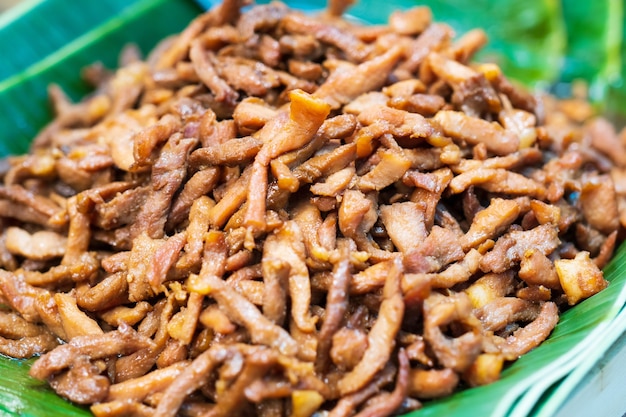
left=196, top=270, right=298, bottom=356
left=189, top=136, right=263, bottom=166
left=395, top=23, right=453, bottom=79
left=403, top=226, right=464, bottom=274
left=380, top=201, right=427, bottom=253
left=29, top=323, right=153, bottom=380
left=49, top=356, right=110, bottom=404
left=0, top=332, right=59, bottom=358
left=0, top=270, right=49, bottom=322
left=167, top=168, right=219, bottom=230
left=406, top=248, right=481, bottom=290
left=555, top=251, right=608, bottom=305
left=94, top=186, right=150, bottom=230
left=5, top=227, right=66, bottom=260
left=408, top=367, right=459, bottom=400
left=153, top=345, right=236, bottom=417
left=475, top=297, right=541, bottom=332
left=106, top=362, right=188, bottom=402
left=55, top=292, right=103, bottom=340
left=449, top=167, right=545, bottom=197
left=580, top=173, right=619, bottom=235
left=190, top=40, right=238, bottom=105
left=519, top=249, right=561, bottom=290
left=314, top=47, right=403, bottom=109
left=282, top=12, right=369, bottom=62
left=389, top=6, right=432, bottom=35
left=352, top=349, right=410, bottom=417
left=489, top=301, right=559, bottom=360
left=131, top=135, right=197, bottom=240
left=338, top=257, right=404, bottom=395
left=434, top=110, right=519, bottom=155
left=423, top=292, right=482, bottom=372
left=315, top=247, right=351, bottom=372
left=76, top=272, right=129, bottom=312
left=480, top=224, right=560, bottom=273
left=460, top=198, right=521, bottom=250
left=262, top=221, right=317, bottom=333
left=358, top=148, right=412, bottom=191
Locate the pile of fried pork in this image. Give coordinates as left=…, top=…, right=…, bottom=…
left=0, top=1, right=623, bottom=416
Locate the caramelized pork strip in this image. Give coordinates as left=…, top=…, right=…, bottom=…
left=338, top=257, right=404, bottom=395
left=262, top=221, right=317, bottom=333
left=166, top=167, right=220, bottom=229
left=0, top=270, right=49, bottom=322
left=579, top=173, right=620, bottom=235
left=189, top=136, right=263, bottom=167
left=107, top=362, right=189, bottom=402
left=352, top=349, right=410, bottom=417
left=449, top=168, right=545, bottom=198
left=193, top=269, right=298, bottom=356
left=49, top=356, right=110, bottom=404
left=154, top=9, right=216, bottom=69
left=519, top=249, right=561, bottom=290
left=460, top=198, right=521, bottom=250
left=315, top=246, right=351, bottom=373
left=210, top=347, right=281, bottom=417
left=62, top=195, right=92, bottom=265
left=153, top=345, right=237, bottom=417
left=480, top=224, right=560, bottom=274
left=148, top=232, right=187, bottom=289
left=76, top=272, right=129, bottom=312
left=423, top=292, right=482, bottom=372
left=131, top=135, right=197, bottom=240
left=404, top=248, right=481, bottom=290
left=4, top=227, right=66, bottom=260
left=91, top=401, right=154, bottom=417
left=261, top=259, right=290, bottom=326
left=0, top=332, right=60, bottom=358
left=99, top=301, right=152, bottom=327
left=313, top=47, right=403, bottom=109
left=380, top=201, right=427, bottom=253
left=358, top=147, right=412, bottom=191
left=282, top=12, right=369, bottom=62
left=395, top=23, right=453, bottom=79
left=328, top=364, right=396, bottom=417
left=408, top=367, right=459, bottom=400
left=23, top=251, right=99, bottom=287
left=176, top=196, right=215, bottom=270
left=403, top=226, right=464, bottom=274
left=244, top=89, right=330, bottom=231
left=475, top=297, right=541, bottom=332
left=434, top=110, right=519, bottom=155
left=209, top=165, right=252, bottom=228
left=490, top=302, right=559, bottom=360
left=29, top=323, right=154, bottom=380
left=131, top=114, right=182, bottom=169
left=0, top=310, right=46, bottom=339
left=54, top=292, right=103, bottom=340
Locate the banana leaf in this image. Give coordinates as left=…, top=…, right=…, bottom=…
left=0, top=0, right=203, bottom=155
left=0, top=1, right=625, bottom=416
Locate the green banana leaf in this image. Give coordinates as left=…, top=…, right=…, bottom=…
left=0, top=0, right=203, bottom=155
left=0, top=1, right=625, bottom=417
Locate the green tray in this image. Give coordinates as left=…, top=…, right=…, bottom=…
left=0, top=1, right=625, bottom=416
